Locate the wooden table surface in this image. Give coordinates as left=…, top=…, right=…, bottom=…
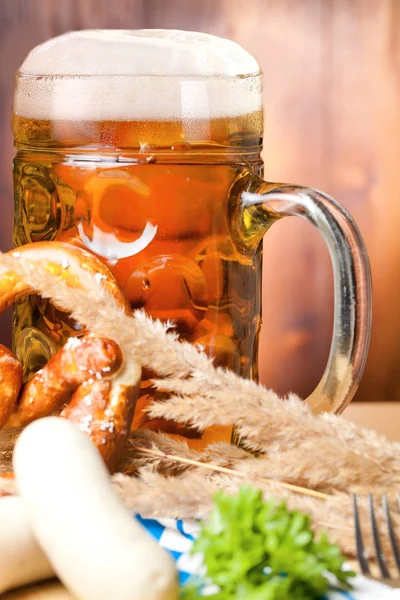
left=343, top=401, right=400, bottom=442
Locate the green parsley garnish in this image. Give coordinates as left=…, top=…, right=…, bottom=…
left=181, top=486, right=354, bottom=599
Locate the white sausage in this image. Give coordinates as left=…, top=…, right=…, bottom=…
left=13, top=417, right=179, bottom=600
left=2, top=581, right=75, bottom=599
left=0, top=496, right=54, bottom=593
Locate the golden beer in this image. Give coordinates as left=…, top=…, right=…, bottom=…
left=13, top=31, right=264, bottom=444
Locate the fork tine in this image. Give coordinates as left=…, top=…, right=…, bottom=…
left=353, top=494, right=370, bottom=575
left=383, top=495, right=400, bottom=576
left=369, top=494, right=391, bottom=579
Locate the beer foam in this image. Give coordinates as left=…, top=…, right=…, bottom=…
left=15, top=30, right=262, bottom=121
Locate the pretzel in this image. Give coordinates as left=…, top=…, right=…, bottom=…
left=0, top=242, right=131, bottom=314
left=0, top=242, right=141, bottom=472
left=0, top=347, right=23, bottom=428
left=5, top=335, right=123, bottom=427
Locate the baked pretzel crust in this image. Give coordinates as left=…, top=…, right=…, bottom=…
left=0, top=242, right=140, bottom=472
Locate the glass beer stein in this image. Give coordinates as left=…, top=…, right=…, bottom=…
left=12, top=30, right=372, bottom=445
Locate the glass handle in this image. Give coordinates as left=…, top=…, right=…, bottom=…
left=241, top=183, right=372, bottom=414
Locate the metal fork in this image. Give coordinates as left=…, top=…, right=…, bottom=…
left=353, top=493, right=400, bottom=586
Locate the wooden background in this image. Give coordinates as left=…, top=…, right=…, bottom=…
left=0, top=0, right=399, bottom=403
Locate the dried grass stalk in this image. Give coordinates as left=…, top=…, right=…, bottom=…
left=148, top=386, right=400, bottom=462
left=126, top=430, right=400, bottom=496
left=121, top=429, right=252, bottom=476
left=147, top=390, right=400, bottom=489
left=134, top=445, right=331, bottom=499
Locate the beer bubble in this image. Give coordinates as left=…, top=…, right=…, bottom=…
left=171, top=142, right=192, bottom=152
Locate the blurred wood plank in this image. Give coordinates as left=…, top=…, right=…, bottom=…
left=0, top=0, right=399, bottom=405
left=320, top=0, right=400, bottom=403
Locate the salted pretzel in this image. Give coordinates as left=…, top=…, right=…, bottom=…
left=0, top=242, right=141, bottom=473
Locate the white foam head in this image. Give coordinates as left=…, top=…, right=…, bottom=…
left=14, top=29, right=262, bottom=121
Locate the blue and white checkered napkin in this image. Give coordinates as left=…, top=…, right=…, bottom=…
left=136, top=515, right=400, bottom=599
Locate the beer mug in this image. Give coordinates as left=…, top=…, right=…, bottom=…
left=12, top=30, right=372, bottom=444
